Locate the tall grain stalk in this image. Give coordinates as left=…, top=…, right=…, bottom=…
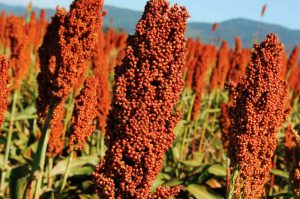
left=0, top=90, right=17, bottom=194
left=228, top=33, right=289, bottom=198
left=93, top=0, right=189, bottom=197
left=32, top=103, right=55, bottom=199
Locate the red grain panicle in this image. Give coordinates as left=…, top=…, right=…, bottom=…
left=25, top=12, right=37, bottom=46
left=219, top=103, right=230, bottom=153
left=6, top=16, right=31, bottom=89
left=212, top=22, right=218, bottom=32
left=37, top=0, right=105, bottom=102
left=33, top=9, right=48, bottom=52
left=287, top=46, right=299, bottom=91
left=185, top=38, right=202, bottom=88
left=92, top=32, right=111, bottom=132
left=0, top=11, right=6, bottom=47
left=69, top=76, right=98, bottom=151
left=93, top=0, right=189, bottom=198
left=284, top=126, right=300, bottom=198
left=261, top=4, right=267, bottom=17
left=228, top=33, right=289, bottom=198
left=36, top=0, right=105, bottom=128
left=293, top=63, right=300, bottom=96
left=191, top=46, right=210, bottom=120
left=206, top=44, right=217, bottom=64
left=0, top=56, right=11, bottom=130
left=210, top=41, right=230, bottom=91
left=227, top=37, right=249, bottom=83
left=47, top=101, right=65, bottom=157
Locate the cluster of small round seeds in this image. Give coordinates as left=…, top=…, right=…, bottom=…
left=93, top=0, right=189, bottom=198
left=228, top=33, right=289, bottom=199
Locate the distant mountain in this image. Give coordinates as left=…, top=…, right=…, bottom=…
left=1, top=2, right=299, bottom=50
left=188, top=18, right=300, bottom=51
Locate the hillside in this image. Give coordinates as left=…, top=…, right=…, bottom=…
left=0, top=2, right=299, bottom=50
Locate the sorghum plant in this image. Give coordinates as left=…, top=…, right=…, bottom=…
left=5, top=16, right=30, bottom=89
left=93, top=0, right=189, bottom=198
left=210, top=41, right=230, bottom=90
left=191, top=46, right=210, bottom=120
left=227, top=37, right=248, bottom=83
left=36, top=0, right=105, bottom=153
left=228, top=33, right=289, bottom=198
left=92, top=31, right=111, bottom=132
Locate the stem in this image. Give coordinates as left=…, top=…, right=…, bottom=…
left=60, top=151, right=74, bottom=194
left=100, top=132, right=105, bottom=158
left=198, top=90, right=214, bottom=155
left=47, top=158, right=53, bottom=189
left=33, top=128, right=50, bottom=199
left=227, top=167, right=239, bottom=199
left=0, top=90, right=18, bottom=194
left=32, top=103, right=55, bottom=199
left=211, top=89, right=220, bottom=134
left=96, top=130, right=101, bottom=155
left=190, top=120, right=198, bottom=159
left=62, top=93, right=74, bottom=141
left=180, top=93, right=196, bottom=160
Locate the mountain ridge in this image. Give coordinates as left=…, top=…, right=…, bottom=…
left=0, top=2, right=299, bottom=50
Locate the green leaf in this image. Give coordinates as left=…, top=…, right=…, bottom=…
left=208, top=164, right=226, bottom=177
left=9, top=165, right=30, bottom=199
left=13, top=105, right=37, bottom=121
left=163, top=178, right=183, bottom=187
left=174, top=120, right=185, bottom=137
left=186, top=184, right=223, bottom=199
left=151, top=173, right=166, bottom=193
left=50, top=156, right=98, bottom=177
left=180, top=160, right=202, bottom=167
left=72, top=165, right=94, bottom=176
left=270, top=169, right=289, bottom=179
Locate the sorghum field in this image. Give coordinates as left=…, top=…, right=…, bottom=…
left=0, top=0, right=299, bottom=198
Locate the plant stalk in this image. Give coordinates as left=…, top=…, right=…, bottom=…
left=60, top=150, right=74, bottom=194
left=0, top=89, right=18, bottom=194
left=32, top=103, right=55, bottom=199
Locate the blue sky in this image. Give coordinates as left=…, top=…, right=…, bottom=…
left=1, top=0, right=299, bottom=30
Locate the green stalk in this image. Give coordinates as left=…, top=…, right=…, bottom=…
left=96, top=130, right=100, bottom=153
left=180, top=94, right=196, bottom=160
left=33, top=128, right=51, bottom=199
left=62, top=93, right=74, bottom=141
left=227, top=167, right=239, bottom=199
left=47, top=158, right=53, bottom=189
left=0, top=90, right=18, bottom=194
left=100, top=132, right=105, bottom=158
left=210, top=89, right=220, bottom=133
left=198, top=90, right=214, bottom=155
left=32, top=103, right=55, bottom=199
left=60, top=151, right=74, bottom=194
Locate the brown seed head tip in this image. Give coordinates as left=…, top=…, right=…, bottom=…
left=261, top=4, right=267, bottom=17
